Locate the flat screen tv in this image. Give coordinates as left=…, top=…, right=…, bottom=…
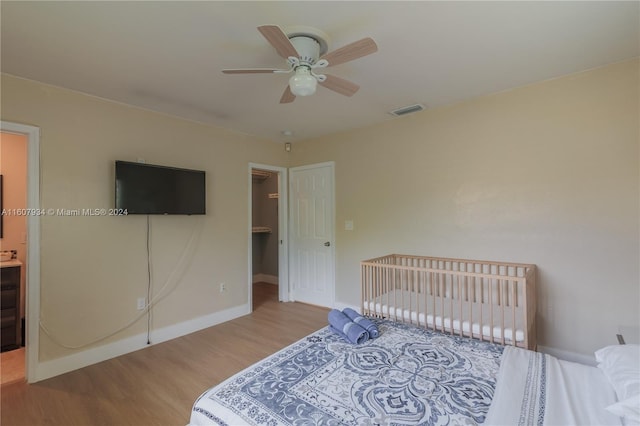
left=115, top=161, right=206, bottom=215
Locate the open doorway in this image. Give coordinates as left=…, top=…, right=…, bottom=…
left=1, top=121, right=40, bottom=384
left=248, top=164, right=288, bottom=311
left=0, top=131, right=28, bottom=385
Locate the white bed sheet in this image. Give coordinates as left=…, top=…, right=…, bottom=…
left=485, top=346, right=622, bottom=425
left=364, top=289, right=525, bottom=342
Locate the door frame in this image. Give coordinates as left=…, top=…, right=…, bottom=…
left=1, top=121, right=40, bottom=383
left=248, top=163, right=289, bottom=307
left=288, top=161, right=336, bottom=307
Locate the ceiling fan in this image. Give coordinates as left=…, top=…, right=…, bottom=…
left=222, top=25, right=378, bottom=103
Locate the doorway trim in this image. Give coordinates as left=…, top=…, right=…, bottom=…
left=248, top=163, right=289, bottom=308
left=1, top=121, right=40, bottom=383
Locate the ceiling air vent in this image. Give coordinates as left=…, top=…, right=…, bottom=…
left=389, top=104, right=425, bottom=117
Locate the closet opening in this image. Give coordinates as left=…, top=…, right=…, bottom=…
left=249, top=165, right=288, bottom=309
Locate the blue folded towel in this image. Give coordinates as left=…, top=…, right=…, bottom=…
left=342, top=308, right=380, bottom=339
left=329, top=325, right=353, bottom=344
left=328, top=309, right=369, bottom=344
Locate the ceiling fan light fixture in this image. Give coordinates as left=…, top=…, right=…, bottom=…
left=289, top=67, right=317, bottom=97
left=223, top=25, right=378, bottom=104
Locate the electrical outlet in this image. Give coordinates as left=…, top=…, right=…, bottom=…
left=137, top=297, right=146, bottom=310
left=219, top=283, right=226, bottom=293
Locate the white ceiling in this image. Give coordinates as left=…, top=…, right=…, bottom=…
left=1, top=1, right=638, bottom=143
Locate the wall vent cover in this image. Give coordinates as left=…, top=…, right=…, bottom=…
left=389, top=104, right=425, bottom=117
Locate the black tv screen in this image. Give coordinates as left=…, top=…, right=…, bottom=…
left=115, top=161, right=206, bottom=215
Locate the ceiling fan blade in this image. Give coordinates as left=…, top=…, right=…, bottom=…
left=280, top=85, right=296, bottom=104
left=320, top=37, right=378, bottom=67
left=222, top=68, right=283, bottom=74
left=258, top=25, right=299, bottom=59
left=319, top=74, right=360, bottom=97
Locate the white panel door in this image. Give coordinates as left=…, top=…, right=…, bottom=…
left=289, top=162, right=335, bottom=307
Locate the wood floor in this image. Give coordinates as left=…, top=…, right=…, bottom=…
left=1, top=283, right=329, bottom=426
left=1, top=347, right=25, bottom=386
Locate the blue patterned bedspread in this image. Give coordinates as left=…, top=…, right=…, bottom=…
left=190, top=319, right=504, bottom=426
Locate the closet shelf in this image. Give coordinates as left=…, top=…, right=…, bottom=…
left=252, top=226, right=272, bottom=234
left=251, top=170, right=271, bottom=180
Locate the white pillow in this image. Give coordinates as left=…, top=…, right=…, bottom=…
left=595, top=344, right=640, bottom=402
left=605, top=394, right=640, bottom=425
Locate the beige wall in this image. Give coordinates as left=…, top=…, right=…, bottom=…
left=1, top=58, right=638, bottom=366
left=291, top=59, right=639, bottom=356
left=1, top=74, right=286, bottom=361
left=0, top=132, right=28, bottom=324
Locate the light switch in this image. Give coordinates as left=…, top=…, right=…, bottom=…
left=345, top=220, right=354, bottom=231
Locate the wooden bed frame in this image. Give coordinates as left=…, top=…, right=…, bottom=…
left=361, top=254, right=537, bottom=350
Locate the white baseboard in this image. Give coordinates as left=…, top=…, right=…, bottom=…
left=252, top=274, right=278, bottom=285
left=150, top=303, right=250, bottom=345
left=34, top=303, right=250, bottom=382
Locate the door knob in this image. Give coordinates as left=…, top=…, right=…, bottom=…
left=324, top=241, right=331, bottom=247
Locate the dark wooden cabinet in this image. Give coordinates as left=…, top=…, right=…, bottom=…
left=1, top=264, right=21, bottom=352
